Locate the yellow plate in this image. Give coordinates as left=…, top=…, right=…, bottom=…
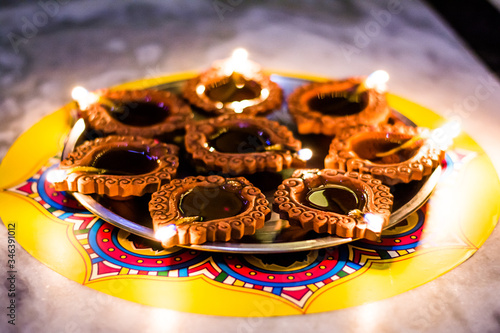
left=1, top=72, right=499, bottom=316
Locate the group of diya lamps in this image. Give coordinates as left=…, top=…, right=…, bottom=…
left=48, top=48, right=460, bottom=249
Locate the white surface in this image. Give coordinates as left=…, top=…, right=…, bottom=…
left=1, top=1, right=500, bottom=332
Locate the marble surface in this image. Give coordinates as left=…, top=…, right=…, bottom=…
left=1, top=1, right=500, bottom=332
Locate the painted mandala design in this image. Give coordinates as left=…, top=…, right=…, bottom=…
left=6, top=152, right=472, bottom=310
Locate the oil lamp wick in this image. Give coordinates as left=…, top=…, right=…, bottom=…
left=375, top=134, right=425, bottom=158
left=355, top=70, right=390, bottom=95
left=363, top=213, right=385, bottom=232
left=348, top=210, right=385, bottom=234
left=154, top=217, right=202, bottom=244
left=228, top=48, right=249, bottom=88
left=224, top=48, right=249, bottom=78
left=375, top=120, right=461, bottom=158
left=71, top=86, right=121, bottom=111
left=154, top=224, right=177, bottom=243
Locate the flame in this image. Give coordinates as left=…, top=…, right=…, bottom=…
left=363, top=70, right=390, bottom=93
left=71, top=86, right=100, bottom=110
left=222, top=48, right=249, bottom=76
left=297, top=148, right=313, bottom=161
left=364, top=213, right=385, bottom=232
left=219, top=48, right=260, bottom=78
left=200, top=48, right=267, bottom=113
left=155, top=224, right=177, bottom=243
left=45, top=169, right=68, bottom=184
left=196, top=84, right=206, bottom=95
left=232, top=48, right=249, bottom=64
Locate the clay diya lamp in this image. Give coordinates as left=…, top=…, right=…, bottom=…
left=287, top=70, right=391, bottom=136
left=49, top=135, right=179, bottom=197
left=150, top=175, right=271, bottom=247
left=72, top=86, right=192, bottom=139
left=183, top=48, right=282, bottom=115
left=324, top=124, right=445, bottom=185
left=184, top=114, right=304, bottom=175
left=273, top=169, right=393, bottom=241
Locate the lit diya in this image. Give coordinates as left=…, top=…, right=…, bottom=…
left=324, top=124, right=447, bottom=185
left=48, top=135, right=179, bottom=197
left=184, top=114, right=305, bottom=175
left=273, top=169, right=393, bottom=241
left=150, top=175, right=270, bottom=247
left=287, top=70, right=391, bottom=136
left=183, top=48, right=282, bottom=115
left=72, top=86, right=192, bottom=139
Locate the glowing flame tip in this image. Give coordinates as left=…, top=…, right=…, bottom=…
left=155, top=224, right=177, bottom=243
left=364, top=70, right=390, bottom=92
left=71, top=86, right=99, bottom=110
left=231, top=48, right=249, bottom=62
left=298, top=148, right=313, bottom=161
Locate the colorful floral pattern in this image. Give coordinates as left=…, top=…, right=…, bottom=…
left=5, top=153, right=470, bottom=310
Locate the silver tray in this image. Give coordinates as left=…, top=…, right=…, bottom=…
left=63, top=74, right=441, bottom=253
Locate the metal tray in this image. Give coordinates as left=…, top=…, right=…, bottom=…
left=63, top=74, right=441, bottom=253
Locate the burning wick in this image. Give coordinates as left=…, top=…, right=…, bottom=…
left=71, top=86, right=99, bottom=110
left=375, top=120, right=461, bottom=158
left=71, top=86, right=119, bottom=111
left=46, top=169, right=70, bottom=184
left=355, top=70, right=390, bottom=95
left=154, top=216, right=202, bottom=244
left=196, top=48, right=267, bottom=114
left=363, top=213, right=385, bottom=231
left=155, top=224, right=177, bottom=243
left=222, top=48, right=254, bottom=79
left=348, top=210, right=385, bottom=233
left=219, top=48, right=254, bottom=106
left=375, top=135, right=423, bottom=158
left=227, top=48, right=249, bottom=88
left=196, top=48, right=270, bottom=113
left=297, top=148, right=313, bottom=161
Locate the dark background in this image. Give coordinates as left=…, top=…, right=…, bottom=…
left=425, top=0, right=500, bottom=78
